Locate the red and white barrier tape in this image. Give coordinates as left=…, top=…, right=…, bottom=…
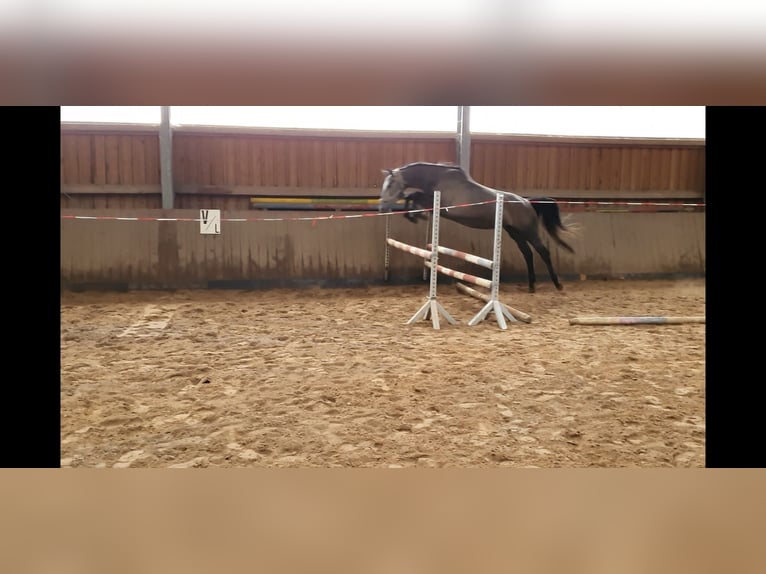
left=61, top=199, right=705, bottom=222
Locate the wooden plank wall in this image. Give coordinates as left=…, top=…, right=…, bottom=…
left=60, top=125, right=705, bottom=211
left=471, top=141, right=705, bottom=197
left=172, top=133, right=456, bottom=188
left=60, top=129, right=161, bottom=186
left=61, top=126, right=163, bottom=209
left=61, top=126, right=461, bottom=210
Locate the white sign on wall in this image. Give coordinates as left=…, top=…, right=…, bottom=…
left=200, top=209, right=221, bottom=235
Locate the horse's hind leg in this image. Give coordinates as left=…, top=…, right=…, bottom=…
left=529, top=236, right=564, bottom=290
left=505, top=227, right=537, bottom=293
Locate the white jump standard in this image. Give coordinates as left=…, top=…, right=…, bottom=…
left=460, top=191, right=517, bottom=329
left=386, top=192, right=457, bottom=329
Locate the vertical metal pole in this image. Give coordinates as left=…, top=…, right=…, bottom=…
left=405, top=190, right=457, bottom=329
left=467, top=191, right=516, bottom=329
left=384, top=215, right=391, bottom=282
left=422, top=212, right=431, bottom=281
left=159, top=106, right=174, bottom=210
left=427, top=192, right=441, bottom=301
left=490, top=191, right=504, bottom=303
left=456, top=106, right=471, bottom=173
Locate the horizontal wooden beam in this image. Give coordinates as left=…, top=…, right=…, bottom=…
left=471, top=134, right=705, bottom=147
left=61, top=184, right=161, bottom=195
left=61, top=184, right=704, bottom=201
left=251, top=197, right=381, bottom=205
left=60, top=123, right=705, bottom=147
left=173, top=126, right=457, bottom=141
left=516, top=188, right=704, bottom=199
left=178, top=185, right=379, bottom=197
left=61, top=184, right=381, bottom=198
left=59, top=123, right=161, bottom=136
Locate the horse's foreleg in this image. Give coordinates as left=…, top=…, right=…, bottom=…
left=506, top=227, right=536, bottom=293
left=403, top=198, right=417, bottom=222
left=529, top=237, right=563, bottom=290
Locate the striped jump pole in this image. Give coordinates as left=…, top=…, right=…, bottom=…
left=388, top=239, right=520, bottom=324
left=386, top=191, right=457, bottom=330
left=423, top=261, right=492, bottom=289
left=426, top=244, right=493, bottom=270
left=569, top=316, right=705, bottom=325
left=386, top=238, right=434, bottom=260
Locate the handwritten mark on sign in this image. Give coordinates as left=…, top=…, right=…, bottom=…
left=200, top=209, right=221, bottom=234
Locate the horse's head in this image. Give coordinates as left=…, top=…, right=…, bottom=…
left=379, top=168, right=408, bottom=212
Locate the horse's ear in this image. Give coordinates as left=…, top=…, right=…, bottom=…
left=381, top=168, right=393, bottom=176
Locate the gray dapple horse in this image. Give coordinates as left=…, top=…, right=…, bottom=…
left=379, top=162, right=574, bottom=293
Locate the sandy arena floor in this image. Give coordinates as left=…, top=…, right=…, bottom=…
left=61, top=278, right=705, bottom=468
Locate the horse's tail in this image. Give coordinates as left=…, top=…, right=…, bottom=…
left=530, top=197, right=575, bottom=253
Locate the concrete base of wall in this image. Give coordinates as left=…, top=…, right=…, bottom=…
left=61, top=272, right=705, bottom=292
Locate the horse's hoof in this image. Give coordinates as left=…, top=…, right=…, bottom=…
left=528, top=286, right=536, bottom=293
left=556, top=284, right=564, bottom=291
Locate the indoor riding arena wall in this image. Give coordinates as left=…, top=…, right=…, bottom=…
left=61, top=124, right=704, bottom=289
